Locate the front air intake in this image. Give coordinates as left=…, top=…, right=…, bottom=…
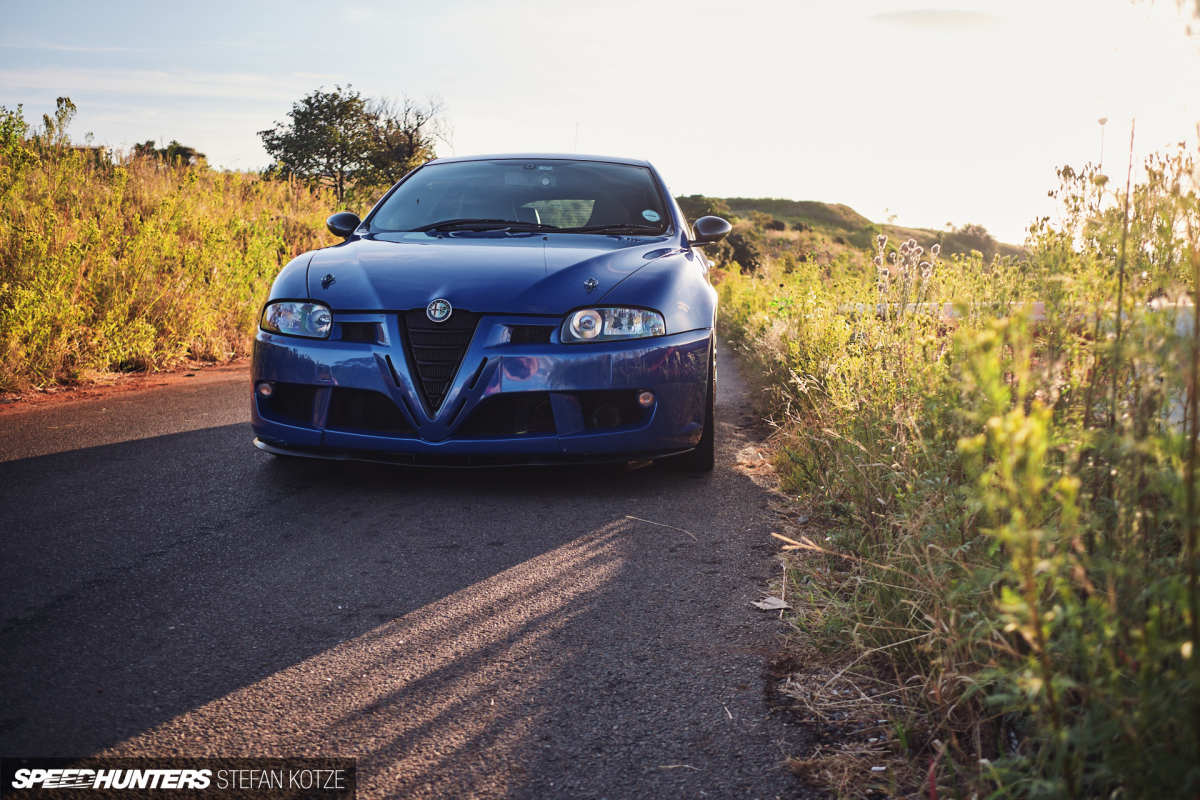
left=400, top=309, right=480, bottom=412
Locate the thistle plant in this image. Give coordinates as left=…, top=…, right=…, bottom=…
left=872, top=235, right=941, bottom=324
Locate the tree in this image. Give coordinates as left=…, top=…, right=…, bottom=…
left=363, top=96, right=445, bottom=185
left=259, top=86, right=374, bottom=202
left=259, top=86, right=446, bottom=202
left=950, top=222, right=998, bottom=261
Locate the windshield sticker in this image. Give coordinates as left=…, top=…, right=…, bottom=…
left=642, top=209, right=661, bottom=222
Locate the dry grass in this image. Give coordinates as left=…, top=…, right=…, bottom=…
left=0, top=104, right=335, bottom=392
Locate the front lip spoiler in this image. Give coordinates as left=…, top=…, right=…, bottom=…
left=253, top=437, right=693, bottom=469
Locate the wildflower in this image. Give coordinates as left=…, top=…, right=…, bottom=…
left=873, top=255, right=883, bottom=267
left=889, top=252, right=898, bottom=263
left=876, top=234, right=887, bottom=248
left=920, top=261, right=932, bottom=279
left=930, top=243, right=941, bottom=257
left=914, top=246, right=924, bottom=256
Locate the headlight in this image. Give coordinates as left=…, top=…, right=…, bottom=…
left=561, top=307, right=666, bottom=343
left=260, top=301, right=333, bottom=339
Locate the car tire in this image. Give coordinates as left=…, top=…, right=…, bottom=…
left=669, top=345, right=715, bottom=473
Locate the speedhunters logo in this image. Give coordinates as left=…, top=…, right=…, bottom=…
left=0, top=758, right=355, bottom=798
left=10, top=769, right=210, bottom=790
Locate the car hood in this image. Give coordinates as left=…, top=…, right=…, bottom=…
left=306, top=232, right=677, bottom=313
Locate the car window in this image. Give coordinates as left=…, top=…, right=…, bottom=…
left=675, top=201, right=694, bottom=240
left=368, top=159, right=669, bottom=233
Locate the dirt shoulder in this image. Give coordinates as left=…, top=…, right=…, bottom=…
left=0, top=359, right=251, bottom=418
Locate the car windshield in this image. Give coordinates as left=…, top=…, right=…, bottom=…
left=367, top=159, right=670, bottom=234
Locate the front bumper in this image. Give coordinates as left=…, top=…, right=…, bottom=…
left=250, top=312, right=711, bottom=462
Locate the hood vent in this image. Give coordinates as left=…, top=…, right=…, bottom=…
left=400, top=309, right=480, bottom=413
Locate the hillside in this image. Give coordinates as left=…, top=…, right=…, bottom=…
left=678, top=194, right=1024, bottom=260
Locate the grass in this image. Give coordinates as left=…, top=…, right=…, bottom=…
left=715, top=139, right=1200, bottom=797
left=0, top=103, right=336, bottom=392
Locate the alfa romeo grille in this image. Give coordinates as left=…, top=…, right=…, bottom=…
left=401, top=309, right=480, bottom=413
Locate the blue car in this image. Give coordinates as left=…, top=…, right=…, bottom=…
left=251, top=154, right=731, bottom=469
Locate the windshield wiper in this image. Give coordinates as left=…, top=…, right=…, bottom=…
left=559, top=223, right=664, bottom=235
left=412, top=218, right=560, bottom=232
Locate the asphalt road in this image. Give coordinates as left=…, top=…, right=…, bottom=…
left=0, top=346, right=812, bottom=799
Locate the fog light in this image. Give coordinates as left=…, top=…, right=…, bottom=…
left=637, top=390, right=655, bottom=408
left=257, top=381, right=275, bottom=398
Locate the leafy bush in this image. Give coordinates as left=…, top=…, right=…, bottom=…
left=719, top=230, right=766, bottom=274
left=718, top=142, right=1200, bottom=797
left=946, top=222, right=999, bottom=261
left=0, top=103, right=335, bottom=391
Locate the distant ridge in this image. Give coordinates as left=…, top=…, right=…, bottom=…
left=678, top=195, right=1023, bottom=260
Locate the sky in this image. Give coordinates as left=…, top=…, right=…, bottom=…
left=1, top=0, right=1198, bottom=243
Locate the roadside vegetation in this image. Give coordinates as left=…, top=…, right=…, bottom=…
left=0, top=99, right=338, bottom=392
left=714, top=138, right=1200, bottom=796
left=0, top=88, right=448, bottom=394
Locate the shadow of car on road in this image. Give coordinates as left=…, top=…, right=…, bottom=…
left=1, top=419, right=785, bottom=789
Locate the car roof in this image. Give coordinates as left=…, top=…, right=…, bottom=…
left=425, top=153, right=654, bottom=168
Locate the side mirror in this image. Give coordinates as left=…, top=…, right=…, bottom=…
left=326, top=211, right=361, bottom=238
left=690, top=215, right=731, bottom=247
